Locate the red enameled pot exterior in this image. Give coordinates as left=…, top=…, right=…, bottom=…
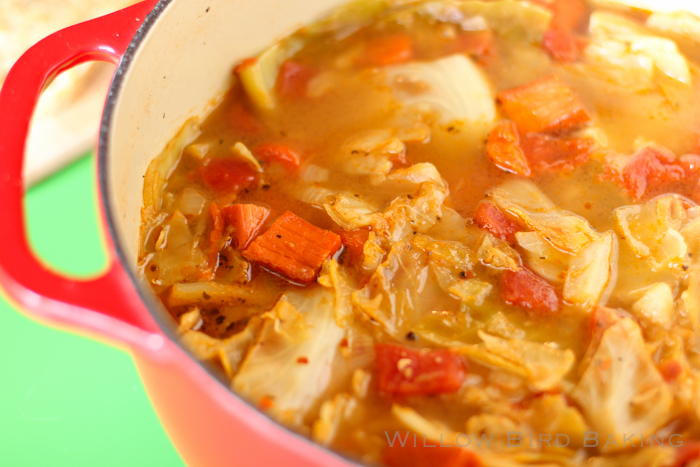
left=0, top=2, right=357, bottom=466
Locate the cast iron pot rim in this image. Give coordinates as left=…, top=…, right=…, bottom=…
left=98, top=2, right=364, bottom=466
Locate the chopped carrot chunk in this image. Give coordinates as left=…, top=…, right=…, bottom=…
left=253, top=143, right=301, bottom=171
left=243, top=211, right=342, bottom=284
left=199, top=159, right=258, bottom=195
left=521, top=132, right=595, bottom=171
left=384, top=444, right=481, bottom=467
left=221, top=204, right=271, bottom=249
left=337, top=229, right=371, bottom=265
left=543, top=29, right=581, bottom=63
left=497, top=74, right=590, bottom=134
left=658, top=359, right=683, bottom=383
left=501, top=268, right=559, bottom=313
left=276, top=61, right=318, bottom=99
left=622, top=147, right=686, bottom=200
left=375, top=343, right=467, bottom=396
left=486, top=121, right=531, bottom=176
left=474, top=201, right=520, bottom=243
left=209, top=203, right=225, bottom=245
left=362, top=33, right=414, bottom=67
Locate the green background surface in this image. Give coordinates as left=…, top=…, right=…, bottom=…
left=0, top=155, right=187, bottom=467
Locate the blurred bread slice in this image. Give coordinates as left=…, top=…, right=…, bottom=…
left=0, top=0, right=138, bottom=185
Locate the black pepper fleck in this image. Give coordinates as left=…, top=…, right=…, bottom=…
left=406, top=331, right=417, bottom=341
left=203, top=292, right=211, bottom=300
left=216, top=316, right=225, bottom=325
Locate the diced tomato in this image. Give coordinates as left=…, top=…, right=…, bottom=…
left=497, top=74, right=591, bottom=134
left=221, top=204, right=271, bottom=249
left=230, top=99, right=263, bottom=134
left=542, top=29, right=581, bottom=63
left=486, top=121, right=531, bottom=177
left=252, top=143, right=301, bottom=171
left=521, top=133, right=595, bottom=171
left=199, top=159, right=258, bottom=195
left=474, top=201, right=520, bottom=243
left=209, top=202, right=225, bottom=245
left=622, top=147, right=686, bottom=200
left=384, top=444, right=481, bottom=467
left=362, top=33, right=414, bottom=67
left=276, top=61, right=318, bottom=99
left=375, top=343, right=467, bottom=396
left=338, top=229, right=371, bottom=265
left=234, top=57, right=258, bottom=74
left=453, top=31, right=495, bottom=63
left=243, top=211, right=342, bottom=284
left=672, top=442, right=700, bottom=467
left=501, top=268, right=559, bottom=313
left=658, top=359, right=683, bottom=383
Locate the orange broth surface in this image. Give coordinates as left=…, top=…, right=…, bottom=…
left=139, top=1, right=700, bottom=466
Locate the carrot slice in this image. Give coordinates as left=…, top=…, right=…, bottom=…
left=362, top=33, right=414, bottom=67
left=375, top=343, right=467, bottom=396
left=542, top=29, right=581, bottom=63
left=486, top=121, right=531, bottom=176
left=474, top=201, right=520, bottom=243
left=253, top=143, right=301, bottom=171
left=337, top=228, right=371, bottom=265
left=501, top=268, right=559, bottom=313
left=243, top=211, right=342, bottom=284
left=199, top=159, right=258, bottom=195
left=497, top=74, right=590, bottom=134
left=276, top=61, right=318, bottom=99
left=222, top=204, right=271, bottom=249
left=384, top=444, right=481, bottom=467
left=521, top=132, right=595, bottom=171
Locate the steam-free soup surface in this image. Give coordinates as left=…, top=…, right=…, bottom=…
left=139, top=1, right=700, bottom=466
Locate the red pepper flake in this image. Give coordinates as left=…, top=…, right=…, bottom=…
left=297, top=357, right=309, bottom=365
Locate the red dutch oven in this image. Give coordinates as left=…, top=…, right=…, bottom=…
left=0, top=1, right=358, bottom=466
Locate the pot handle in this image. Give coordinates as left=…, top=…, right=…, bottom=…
left=0, top=0, right=164, bottom=351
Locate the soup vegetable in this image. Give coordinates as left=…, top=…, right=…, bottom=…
left=138, top=0, right=700, bottom=465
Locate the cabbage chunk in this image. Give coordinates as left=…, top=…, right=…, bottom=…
left=415, top=0, right=552, bottom=42
left=630, top=283, right=675, bottom=328
left=233, top=287, right=346, bottom=427
left=614, top=195, right=688, bottom=271
left=584, top=11, right=692, bottom=96
left=571, top=318, right=672, bottom=452
left=515, top=231, right=572, bottom=284
left=383, top=55, right=495, bottom=126
left=488, top=180, right=599, bottom=254
left=563, top=231, right=617, bottom=311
